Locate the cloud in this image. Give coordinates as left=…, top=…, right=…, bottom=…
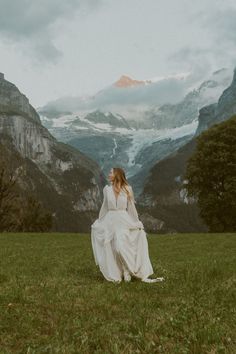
left=168, top=3, right=236, bottom=85
left=203, top=7, right=236, bottom=48
left=0, top=0, right=103, bottom=62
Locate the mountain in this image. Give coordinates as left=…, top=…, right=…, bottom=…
left=0, top=73, right=105, bottom=232
left=196, top=68, right=236, bottom=135
left=0, top=72, right=40, bottom=123
left=39, top=68, right=233, bottom=196
left=138, top=67, right=236, bottom=232
left=38, top=72, right=192, bottom=117
left=140, top=68, right=232, bottom=130
left=39, top=69, right=231, bottom=119
left=114, top=75, right=151, bottom=88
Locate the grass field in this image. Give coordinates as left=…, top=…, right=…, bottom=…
left=0, top=232, right=235, bottom=354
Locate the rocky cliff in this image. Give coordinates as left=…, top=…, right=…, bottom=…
left=0, top=73, right=40, bottom=123
left=0, top=73, right=105, bottom=232
left=196, top=68, right=236, bottom=135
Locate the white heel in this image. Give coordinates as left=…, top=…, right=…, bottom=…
left=142, top=277, right=164, bottom=283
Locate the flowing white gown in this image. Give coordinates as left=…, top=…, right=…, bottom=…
left=91, top=184, right=160, bottom=283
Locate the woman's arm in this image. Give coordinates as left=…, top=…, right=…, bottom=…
left=98, top=185, right=108, bottom=220
left=127, top=186, right=144, bottom=228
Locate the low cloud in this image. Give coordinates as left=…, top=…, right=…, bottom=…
left=0, top=0, right=103, bottom=62
left=168, top=4, right=236, bottom=85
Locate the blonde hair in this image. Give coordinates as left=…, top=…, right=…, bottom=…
left=111, top=167, right=133, bottom=201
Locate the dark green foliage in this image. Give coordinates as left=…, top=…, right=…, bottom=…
left=0, top=154, right=52, bottom=232
left=184, top=115, right=236, bottom=232
left=17, top=196, right=53, bottom=232
left=0, top=160, right=19, bottom=231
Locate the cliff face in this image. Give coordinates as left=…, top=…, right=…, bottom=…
left=0, top=73, right=105, bottom=232
left=196, top=68, right=236, bottom=135
left=139, top=67, right=236, bottom=232
left=0, top=73, right=40, bottom=123
left=215, top=67, right=236, bottom=122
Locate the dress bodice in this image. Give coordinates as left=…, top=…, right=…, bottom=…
left=98, top=184, right=143, bottom=226
left=107, top=185, right=128, bottom=210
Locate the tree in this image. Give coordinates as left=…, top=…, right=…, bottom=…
left=184, top=115, right=236, bottom=232
left=0, top=151, right=52, bottom=232
left=17, top=196, right=53, bottom=232
left=0, top=160, right=21, bottom=231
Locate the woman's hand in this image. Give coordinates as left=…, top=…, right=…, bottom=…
left=138, top=221, right=144, bottom=230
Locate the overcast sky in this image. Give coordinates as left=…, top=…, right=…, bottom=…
left=0, top=0, right=236, bottom=107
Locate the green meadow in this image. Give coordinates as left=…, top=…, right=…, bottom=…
left=0, top=233, right=235, bottom=354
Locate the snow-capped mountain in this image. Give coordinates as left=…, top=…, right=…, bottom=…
left=39, top=69, right=230, bottom=120
left=39, top=68, right=233, bottom=195
left=39, top=71, right=194, bottom=119
left=113, top=75, right=152, bottom=88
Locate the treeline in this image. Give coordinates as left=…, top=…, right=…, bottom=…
left=0, top=153, right=52, bottom=232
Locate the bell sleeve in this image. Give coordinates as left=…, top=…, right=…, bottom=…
left=127, top=186, right=144, bottom=229
left=98, top=185, right=108, bottom=220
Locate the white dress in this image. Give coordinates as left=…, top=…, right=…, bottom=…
left=91, top=184, right=156, bottom=282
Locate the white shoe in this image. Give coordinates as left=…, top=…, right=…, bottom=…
left=142, top=277, right=164, bottom=283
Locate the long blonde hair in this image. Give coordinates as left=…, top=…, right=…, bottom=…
left=111, top=167, right=133, bottom=201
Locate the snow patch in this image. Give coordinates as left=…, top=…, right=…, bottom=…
left=110, top=138, right=118, bottom=158
left=149, top=72, right=191, bottom=83
left=56, top=160, right=73, bottom=171
left=126, top=119, right=198, bottom=167
left=52, top=114, right=76, bottom=128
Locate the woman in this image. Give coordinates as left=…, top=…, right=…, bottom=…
left=91, top=167, right=164, bottom=283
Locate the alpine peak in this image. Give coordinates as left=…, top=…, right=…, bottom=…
left=114, top=75, right=151, bottom=88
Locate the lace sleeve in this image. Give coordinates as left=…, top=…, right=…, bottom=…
left=98, top=185, right=108, bottom=220
left=127, top=186, right=144, bottom=228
